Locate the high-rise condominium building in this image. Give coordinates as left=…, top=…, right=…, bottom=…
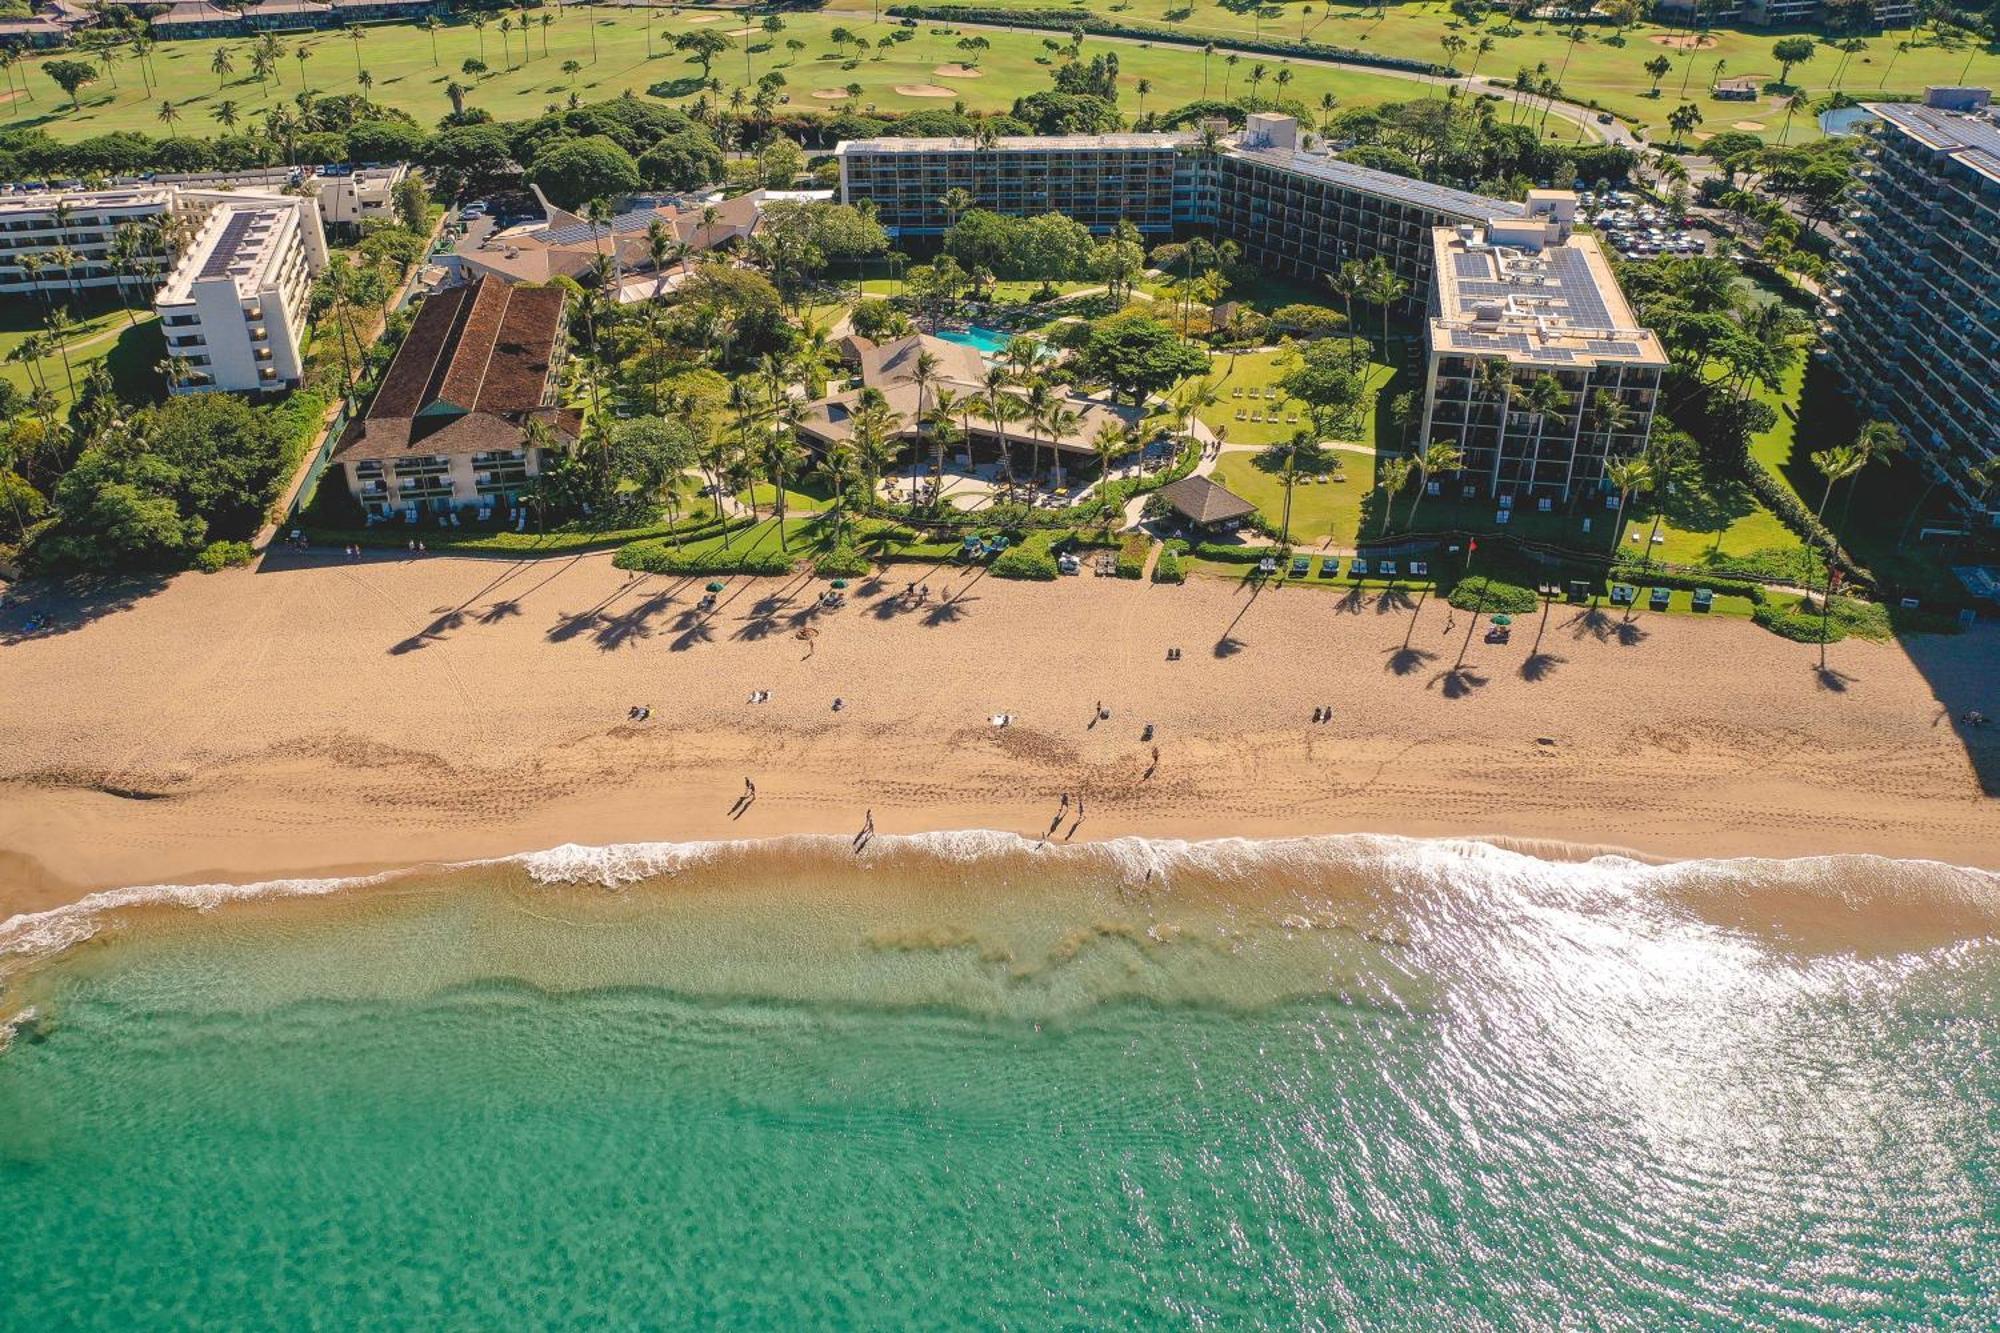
left=1418, top=195, right=1667, bottom=505
left=153, top=197, right=324, bottom=395
left=1823, top=88, right=1999, bottom=527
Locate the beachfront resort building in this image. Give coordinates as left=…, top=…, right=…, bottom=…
left=1823, top=88, right=2000, bottom=527
left=796, top=332, right=1139, bottom=489
left=835, top=133, right=1192, bottom=237
left=1417, top=196, right=1667, bottom=503
left=154, top=195, right=326, bottom=395
left=836, top=115, right=1520, bottom=306
left=451, top=191, right=766, bottom=294
left=0, top=184, right=179, bottom=299
left=330, top=276, right=575, bottom=521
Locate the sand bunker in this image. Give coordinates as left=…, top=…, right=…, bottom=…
left=728, top=27, right=758, bottom=36
left=812, top=88, right=849, bottom=100
left=933, top=64, right=984, bottom=78
left=895, top=84, right=957, bottom=98
left=1648, top=32, right=1715, bottom=49
left=684, top=13, right=720, bottom=21
left=1732, top=120, right=1767, bottom=131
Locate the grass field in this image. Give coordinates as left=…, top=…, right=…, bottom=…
left=1196, top=344, right=1397, bottom=450
left=1209, top=450, right=1371, bottom=545
left=1, top=9, right=1435, bottom=142
left=827, top=0, right=2000, bottom=140
left=0, top=295, right=162, bottom=408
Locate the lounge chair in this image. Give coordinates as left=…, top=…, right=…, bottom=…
left=1409, top=561, right=1428, bottom=577
left=1350, top=558, right=1370, bottom=576
left=1610, top=583, right=1636, bottom=605
left=1649, top=586, right=1671, bottom=611
left=1378, top=560, right=1397, bottom=577
left=1230, top=387, right=1243, bottom=398
left=1692, top=587, right=1714, bottom=612
left=1290, top=555, right=1310, bottom=576
left=1319, top=556, right=1341, bottom=577
left=1257, top=557, right=1278, bottom=575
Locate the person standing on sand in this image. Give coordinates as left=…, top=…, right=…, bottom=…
left=745, top=777, right=756, bottom=798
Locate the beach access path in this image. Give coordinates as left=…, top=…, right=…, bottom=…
left=1, top=548, right=1994, bottom=909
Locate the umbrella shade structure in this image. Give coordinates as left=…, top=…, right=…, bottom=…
left=1490, top=613, right=1514, bottom=626
left=706, top=581, right=726, bottom=593
left=830, top=579, right=848, bottom=590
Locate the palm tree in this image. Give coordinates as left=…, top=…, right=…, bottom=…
left=850, top=388, right=902, bottom=515
left=1602, top=454, right=1653, bottom=555
left=1176, top=376, right=1218, bottom=443
left=1375, top=456, right=1413, bottom=534
left=424, top=16, right=441, bottom=66
left=212, top=99, right=240, bottom=132
left=294, top=43, right=312, bottom=93
left=978, top=366, right=1022, bottom=498
left=1406, top=439, right=1464, bottom=525
left=499, top=15, right=514, bottom=66
left=1090, top=420, right=1125, bottom=511
left=210, top=45, right=233, bottom=88
left=43, top=307, right=79, bottom=399
left=814, top=441, right=859, bottom=544
left=156, top=100, right=181, bottom=132
left=1041, top=402, right=1082, bottom=491
left=1224, top=51, right=1240, bottom=98
left=762, top=407, right=805, bottom=547
left=1360, top=257, right=1407, bottom=375
left=472, top=14, right=487, bottom=64
left=1327, top=260, right=1366, bottom=341
left=926, top=386, right=964, bottom=503
left=939, top=187, right=974, bottom=231
left=1201, top=42, right=1215, bottom=97
left=1515, top=374, right=1569, bottom=494
left=1135, top=77, right=1152, bottom=119
left=1777, top=90, right=1809, bottom=145
left=346, top=26, right=366, bottom=80
left=1020, top=377, right=1053, bottom=492
left=540, top=14, right=554, bottom=59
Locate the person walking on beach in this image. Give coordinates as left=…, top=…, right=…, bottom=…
left=744, top=777, right=756, bottom=799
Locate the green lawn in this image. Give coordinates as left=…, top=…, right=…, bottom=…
left=0, top=296, right=162, bottom=408
left=1209, top=451, right=1371, bottom=546
left=830, top=0, right=2000, bottom=141
left=1198, top=343, right=1398, bottom=450
left=5, top=10, right=1435, bottom=141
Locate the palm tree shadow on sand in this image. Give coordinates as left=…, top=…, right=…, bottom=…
left=1385, top=644, right=1436, bottom=676
left=1429, top=665, right=1489, bottom=699
left=1520, top=651, right=1567, bottom=682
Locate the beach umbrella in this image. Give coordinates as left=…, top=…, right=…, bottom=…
left=1490, top=613, right=1514, bottom=626
left=830, top=579, right=848, bottom=590
left=706, top=581, right=726, bottom=593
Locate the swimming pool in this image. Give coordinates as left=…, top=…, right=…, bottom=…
left=1818, top=105, right=1878, bottom=136
left=933, top=326, right=1015, bottom=356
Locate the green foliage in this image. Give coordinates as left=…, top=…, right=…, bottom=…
left=1115, top=531, right=1150, bottom=579
left=1076, top=314, right=1208, bottom=403
left=614, top=540, right=796, bottom=577
left=1609, top=566, right=1769, bottom=605
left=347, top=119, right=430, bottom=164
left=193, top=539, right=254, bottom=572
left=991, top=543, right=1059, bottom=579
left=1446, top=576, right=1538, bottom=615
left=944, top=209, right=1096, bottom=283
left=526, top=134, right=639, bottom=212
left=636, top=129, right=726, bottom=193
left=1151, top=545, right=1186, bottom=583
left=1010, top=91, right=1123, bottom=135
left=1191, top=541, right=1269, bottom=563
left=813, top=545, right=873, bottom=578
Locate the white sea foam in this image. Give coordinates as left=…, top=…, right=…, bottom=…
left=2, top=833, right=1993, bottom=976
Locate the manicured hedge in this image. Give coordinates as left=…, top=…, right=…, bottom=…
left=1753, top=600, right=1837, bottom=643
left=992, top=545, right=1059, bottom=579
left=195, top=540, right=255, bottom=572
left=1152, top=548, right=1187, bottom=584
left=814, top=546, right=873, bottom=578
left=1446, top=576, right=1538, bottom=615
left=886, top=6, right=1449, bottom=76
left=1115, top=533, right=1150, bottom=579
left=1610, top=566, right=1768, bottom=605
left=614, top=542, right=797, bottom=576
left=1191, top=542, right=1271, bottom=564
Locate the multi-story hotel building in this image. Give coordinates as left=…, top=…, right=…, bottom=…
left=836, top=114, right=1519, bottom=306
left=0, top=185, right=178, bottom=299
left=835, top=133, right=1193, bottom=237
left=1417, top=195, right=1668, bottom=503
left=153, top=196, right=325, bottom=394
left=1823, top=88, right=1999, bottom=527
left=331, top=277, right=576, bottom=520
left=1216, top=114, right=1521, bottom=310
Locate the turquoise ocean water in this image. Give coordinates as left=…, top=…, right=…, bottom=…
left=2, top=834, right=1997, bottom=1329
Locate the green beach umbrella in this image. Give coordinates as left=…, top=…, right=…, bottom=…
left=706, top=581, right=726, bottom=593
left=1490, top=613, right=1514, bottom=626
left=830, top=579, right=848, bottom=590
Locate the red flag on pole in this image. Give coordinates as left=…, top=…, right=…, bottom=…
left=1468, top=537, right=1478, bottom=553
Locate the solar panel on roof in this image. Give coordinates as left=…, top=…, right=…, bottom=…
left=532, top=207, right=672, bottom=246
left=1549, top=248, right=1611, bottom=329
left=1452, top=251, right=1491, bottom=279
left=198, top=212, right=255, bottom=280
left=1586, top=340, right=1642, bottom=357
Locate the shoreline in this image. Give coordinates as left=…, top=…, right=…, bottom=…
left=3, top=550, right=1996, bottom=921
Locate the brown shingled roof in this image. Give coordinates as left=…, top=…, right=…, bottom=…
left=1157, top=475, right=1256, bottom=525
left=335, top=277, right=571, bottom=463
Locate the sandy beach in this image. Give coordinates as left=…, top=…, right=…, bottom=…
left=1, top=548, right=1995, bottom=913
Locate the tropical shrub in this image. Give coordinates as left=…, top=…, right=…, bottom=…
left=1446, top=576, right=1538, bottom=615
left=194, top=540, right=255, bottom=572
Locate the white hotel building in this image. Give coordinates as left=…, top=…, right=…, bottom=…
left=154, top=196, right=326, bottom=395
